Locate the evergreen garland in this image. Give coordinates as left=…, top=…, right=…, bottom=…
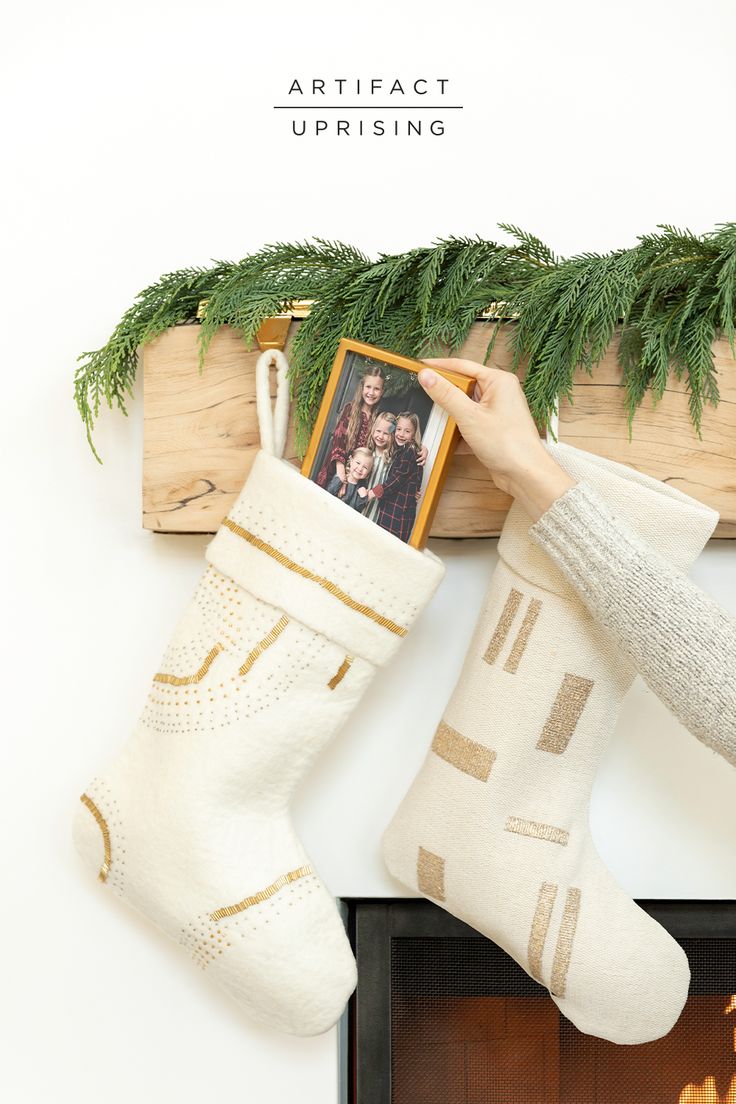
left=74, top=224, right=736, bottom=461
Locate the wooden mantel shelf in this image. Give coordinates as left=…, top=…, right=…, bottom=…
left=143, top=322, right=736, bottom=538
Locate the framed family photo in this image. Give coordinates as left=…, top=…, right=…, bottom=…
left=301, top=338, right=476, bottom=549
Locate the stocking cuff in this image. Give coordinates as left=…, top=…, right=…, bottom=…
left=498, top=441, right=718, bottom=597
left=205, top=450, right=444, bottom=667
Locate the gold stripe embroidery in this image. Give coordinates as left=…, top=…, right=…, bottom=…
left=507, top=816, right=569, bottom=847
left=504, top=598, right=542, bottom=673
left=483, top=587, right=523, bottom=665
left=222, top=518, right=407, bottom=637
left=327, top=655, right=353, bottom=690
left=417, top=846, right=446, bottom=901
left=154, top=643, right=223, bottom=685
left=238, top=615, right=289, bottom=676
left=209, top=865, right=313, bottom=921
left=528, top=882, right=557, bottom=983
left=80, top=793, right=112, bottom=882
left=431, top=720, right=496, bottom=782
left=537, top=673, right=594, bottom=754
left=505, top=816, right=569, bottom=846
left=550, top=887, right=582, bottom=997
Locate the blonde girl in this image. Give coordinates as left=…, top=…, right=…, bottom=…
left=326, top=447, right=374, bottom=513
left=367, top=410, right=423, bottom=543
left=316, top=366, right=386, bottom=488
left=363, top=412, right=397, bottom=523
left=395, top=411, right=422, bottom=451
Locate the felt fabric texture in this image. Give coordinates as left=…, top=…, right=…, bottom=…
left=74, top=450, right=444, bottom=1036
left=382, top=441, right=718, bottom=1045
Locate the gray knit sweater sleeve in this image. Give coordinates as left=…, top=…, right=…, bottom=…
left=529, top=480, right=736, bottom=766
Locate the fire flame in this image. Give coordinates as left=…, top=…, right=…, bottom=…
left=677, top=997, right=736, bottom=1104
left=678, top=1077, right=736, bottom=1104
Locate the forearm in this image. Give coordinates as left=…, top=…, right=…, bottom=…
left=528, top=480, right=736, bottom=764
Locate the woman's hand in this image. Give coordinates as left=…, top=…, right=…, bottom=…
left=418, top=359, right=576, bottom=522
left=416, top=444, right=429, bottom=467
left=335, top=461, right=347, bottom=483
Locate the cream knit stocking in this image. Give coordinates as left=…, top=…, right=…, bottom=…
left=383, top=442, right=718, bottom=1045
left=73, top=354, right=443, bottom=1035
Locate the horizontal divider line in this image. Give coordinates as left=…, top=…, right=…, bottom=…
left=273, top=105, right=464, bottom=110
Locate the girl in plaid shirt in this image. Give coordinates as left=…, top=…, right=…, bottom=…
left=367, top=411, right=422, bottom=543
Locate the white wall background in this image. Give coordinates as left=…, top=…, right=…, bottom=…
left=2, top=1, right=735, bottom=1100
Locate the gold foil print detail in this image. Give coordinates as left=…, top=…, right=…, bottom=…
left=504, top=598, right=542, bottom=674
left=483, top=587, right=523, bottom=665
left=238, top=615, right=289, bottom=676
left=528, top=882, right=557, bottom=983
left=417, top=846, right=445, bottom=901
left=222, top=518, right=407, bottom=637
left=327, top=655, right=353, bottom=690
left=209, top=865, right=313, bottom=921
left=154, top=643, right=224, bottom=685
left=431, top=721, right=496, bottom=782
left=550, top=887, right=582, bottom=997
left=505, top=816, right=569, bottom=846
left=537, top=673, right=594, bottom=754
left=80, top=793, right=112, bottom=882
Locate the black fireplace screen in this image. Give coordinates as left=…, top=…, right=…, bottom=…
left=347, top=900, right=736, bottom=1104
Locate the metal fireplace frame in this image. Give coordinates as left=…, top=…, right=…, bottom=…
left=342, top=898, right=736, bottom=1104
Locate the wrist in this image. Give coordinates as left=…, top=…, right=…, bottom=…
left=506, top=452, right=577, bottom=522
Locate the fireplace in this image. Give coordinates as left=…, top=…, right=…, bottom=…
left=344, top=900, right=736, bottom=1104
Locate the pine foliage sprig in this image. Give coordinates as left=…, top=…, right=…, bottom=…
left=506, top=248, right=643, bottom=434
left=74, top=263, right=232, bottom=461
left=74, top=224, right=736, bottom=460
left=619, top=223, right=736, bottom=433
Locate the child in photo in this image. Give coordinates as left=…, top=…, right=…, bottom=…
left=363, top=411, right=397, bottom=524
left=316, top=366, right=386, bottom=488
left=367, top=411, right=422, bottom=543
left=326, top=447, right=374, bottom=513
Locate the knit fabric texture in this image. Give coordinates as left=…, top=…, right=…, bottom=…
left=73, top=450, right=444, bottom=1036
left=530, top=476, right=735, bottom=765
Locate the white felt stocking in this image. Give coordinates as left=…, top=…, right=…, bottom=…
left=73, top=352, right=444, bottom=1035
left=383, top=442, right=717, bottom=1045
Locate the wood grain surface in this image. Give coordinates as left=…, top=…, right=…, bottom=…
left=143, top=322, right=735, bottom=537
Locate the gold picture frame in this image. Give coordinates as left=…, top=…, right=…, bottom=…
left=301, top=338, right=476, bottom=549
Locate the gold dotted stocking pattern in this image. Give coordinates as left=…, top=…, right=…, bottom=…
left=141, top=567, right=328, bottom=736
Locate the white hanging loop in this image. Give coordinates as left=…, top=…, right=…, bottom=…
left=255, top=349, right=290, bottom=459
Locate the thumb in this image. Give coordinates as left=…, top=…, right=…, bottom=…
left=418, top=368, right=475, bottom=424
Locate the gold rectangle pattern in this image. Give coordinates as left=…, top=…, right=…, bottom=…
left=483, top=587, right=523, bottom=665
left=431, top=721, right=496, bottom=782
left=528, top=881, right=557, bottom=983
left=505, top=816, right=569, bottom=846
left=417, top=846, right=446, bottom=901
left=551, top=887, right=582, bottom=997
left=537, top=673, right=594, bottom=754
left=504, top=598, right=542, bottom=674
